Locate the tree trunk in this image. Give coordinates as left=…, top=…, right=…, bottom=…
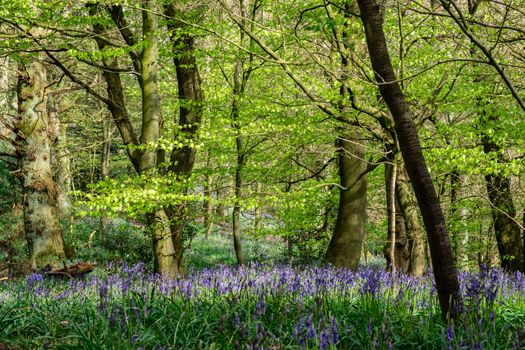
left=254, top=183, right=262, bottom=234
left=231, top=54, right=246, bottom=266
left=90, top=3, right=179, bottom=277
left=384, top=157, right=410, bottom=273
left=141, top=1, right=180, bottom=277
left=165, top=3, right=205, bottom=271
left=396, top=159, right=426, bottom=277
left=481, top=115, right=523, bottom=271
left=100, top=116, right=111, bottom=241
left=148, top=210, right=180, bottom=278
left=449, top=172, right=468, bottom=267
left=16, top=59, right=66, bottom=270
left=485, top=173, right=522, bottom=270
left=203, top=157, right=214, bottom=239
left=357, top=0, right=460, bottom=318
left=45, top=94, right=72, bottom=246
left=522, top=209, right=525, bottom=272
left=53, top=120, right=72, bottom=220
left=325, top=128, right=367, bottom=270
left=232, top=150, right=245, bottom=265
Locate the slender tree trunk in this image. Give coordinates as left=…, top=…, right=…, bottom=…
left=357, top=0, right=460, bottom=318
left=396, top=159, right=426, bottom=277
left=384, top=157, right=410, bottom=273
left=231, top=56, right=246, bottom=265
left=118, top=2, right=183, bottom=275
left=325, top=129, right=367, bottom=270
left=254, top=183, right=262, bottom=234
left=100, top=116, right=111, bottom=241
left=522, top=209, right=525, bottom=272
left=388, top=160, right=397, bottom=273
left=141, top=1, right=181, bottom=277
left=324, top=2, right=368, bottom=271
left=484, top=173, right=522, bottom=270
left=449, top=172, right=468, bottom=267
left=216, top=186, right=227, bottom=218
left=232, top=149, right=245, bottom=265
left=203, top=156, right=214, bottom=239
left=16, top=59, right=66, bottom=270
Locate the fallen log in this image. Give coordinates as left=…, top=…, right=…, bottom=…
left=44, top=262, right=95, bottom=279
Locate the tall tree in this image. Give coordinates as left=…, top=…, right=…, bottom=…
left=357, top=0, right=460, bottom=317
left=480, top=112, right=523, bottom=270
left=89, top=2, right=180, bottom=276
left=165, top=1, right=206, bottom=272
left=15, top=57, right=66, bottom=269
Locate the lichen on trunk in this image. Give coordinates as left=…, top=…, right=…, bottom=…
left=16, top=59, right=66, bottom=270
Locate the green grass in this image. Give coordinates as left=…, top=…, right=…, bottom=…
left=64, top=218, right=286, bottom=270
left=185, top=232, right=285, bottom=269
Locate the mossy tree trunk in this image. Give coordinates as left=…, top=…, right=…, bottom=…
left=325, top=128, right=367, bottom=270
left=90, top=2, right=180, bottom=277
left=15, top=59, right=66, bottom=270
left=396, top=159, right=426, bottom=277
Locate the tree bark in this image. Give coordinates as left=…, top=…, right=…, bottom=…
left=357, top=0, right=460, bottom=318
left=396, top=159, right=426, bottom=277
left=203, top=154, right=214, bottom=239
left=230, top=49, right=247, bottom=265
left=325, top=8, right=368, bottom=270
left=16, top=59, right=66, bottom=270
left=53, top=122, right=72, bottom=220
left=89, top=3, right=180, bottom=277
left=90, top=3, right=179, bottom=276
left=449, top=172, right=468, bottom=267
left=165, top=3, right=206, bottom=272
left=484, top=165, right=523, bottom=271
left=325, top=129, right=367, bottom=270
left=384, top=157, right=410, bottom=273
left=100, top=116, right=111, bottom=241
left=141, top=0, right=182, bottom=277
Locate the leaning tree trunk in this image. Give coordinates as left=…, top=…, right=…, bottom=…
left=16, top=59, right=66, bottom=270
left=325, top=128, right=367, bottom=270
left=357, top=0, right=460, bottom=318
